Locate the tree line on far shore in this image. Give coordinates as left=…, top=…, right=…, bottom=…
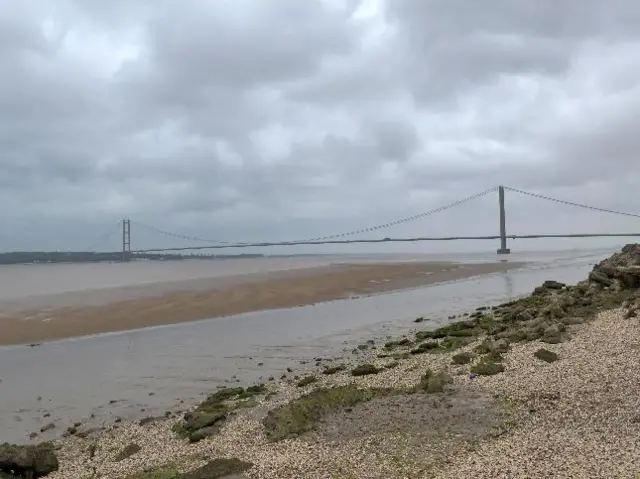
left=0, top=251, right=264, bottom=265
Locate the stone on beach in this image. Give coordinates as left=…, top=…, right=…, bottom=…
left=0, top=442, right=58, bottom=478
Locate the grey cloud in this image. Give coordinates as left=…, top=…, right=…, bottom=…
left=384, top=0, right=640, bottom=104
left=115, top=0, right=358, bottom=139
left=365, top=119, right=422, bottom=162
left=386, top=0, right=640, bottom=41
left=2, top=0, right=640, bottom=252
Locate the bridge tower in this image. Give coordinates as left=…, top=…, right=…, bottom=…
left=122, top=218, right=131, bottom=261
left=497, top=185, right=510, bottom=254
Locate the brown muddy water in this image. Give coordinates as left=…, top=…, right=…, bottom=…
left=0, top=249, right=617, bottom=443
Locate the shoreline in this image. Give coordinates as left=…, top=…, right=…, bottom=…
left=5, top=245, right=638, bottom=478
left=0, top=260, right=521, bottom=346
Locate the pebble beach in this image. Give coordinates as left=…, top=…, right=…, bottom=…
left=4, top=245, right=640, bottom=479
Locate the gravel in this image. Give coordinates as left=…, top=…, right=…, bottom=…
left=44, top=308, right=640, bottom=479
left=434, top=308, right=640, bottom=479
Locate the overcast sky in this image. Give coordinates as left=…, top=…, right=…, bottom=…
left=2, top=0, right=640, bottom=254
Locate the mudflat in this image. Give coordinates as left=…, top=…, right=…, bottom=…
left=0, top=261, right=520, bottom=346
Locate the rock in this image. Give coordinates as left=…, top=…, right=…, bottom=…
left=602, top=244, right=640, bottom=268
left=541, top=304, right=563, bottom=319
left=188, top=424, right=224, bottom=443
left=114, top=443, right=141, bottom=462
left=418, top=370, right=453, bottom=393
left=351, top=364, right=381, bottom=376
left=139, top=416, right=164, bottom=426
left=534, top=348, right=559, bottom=363
left=617, top=268, right=640, bottom=289
left=184, top=410, right=226, bottom=430
left=470, top=361, right=504, bottom=376
left=492, top=339, right=510, bottom=353
left=542, top=280, right=566, bottom=290
left=451, top=352, right=474, bottom=365
left=557, top=295, right=576, bottom=309
left=0, top=442, right=59, bottom=478
left=589, top=271, right=613, bottom=286
left=589, top=245, right=640, bottom=289
left=39, top=423, right=54, bottom=433
left=516, top=309, right=535, bottom=322
left=541, top=333, right=564, bottom=344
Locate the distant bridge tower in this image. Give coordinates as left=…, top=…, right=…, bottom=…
left=497, top=186, right=510, bottom=254
left=122, top=218, right=131, bottom=261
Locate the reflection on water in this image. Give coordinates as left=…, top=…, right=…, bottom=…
left=0, top=249, right=613, bottom=443
left=502, top=271, right=515, bottom=299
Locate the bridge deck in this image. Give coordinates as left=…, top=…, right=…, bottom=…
left=133, top=233, right=640, bottom=253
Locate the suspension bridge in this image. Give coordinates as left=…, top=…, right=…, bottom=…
left=78, top=185, right=640, bottom=261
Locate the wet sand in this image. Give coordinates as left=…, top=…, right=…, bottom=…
left=0, top=261, right=520, bottom=346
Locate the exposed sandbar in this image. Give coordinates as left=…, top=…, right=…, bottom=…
left=0, top=260, right=520, bottom=346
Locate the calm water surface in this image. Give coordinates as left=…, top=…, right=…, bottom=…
left=0, top=248, right=617, bottom=443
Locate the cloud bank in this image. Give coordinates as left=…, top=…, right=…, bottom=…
left=2, top=0, right=640, bottom=252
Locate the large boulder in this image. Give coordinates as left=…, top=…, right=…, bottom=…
left=589, top=244, right=640, bottom=290
left=0, top=442, right=58, bottom=478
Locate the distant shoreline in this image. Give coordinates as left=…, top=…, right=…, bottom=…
left=0, top=251, right=267, bottom=266
left=0, top=260, right=523, bottom=346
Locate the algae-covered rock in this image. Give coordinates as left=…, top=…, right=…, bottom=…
left=184, top=410, right=227, bottom=431
left=410, top=341, right=439, bottom=354
left=263, top=385, right=386, bottom=441
left=351, top=364, right=381, bottom=376
left=474, top=339, right=509, bottom=355
left=173, top=384, right=267, bottom=443
left=322, top=364, right=346, bottom=375
left=451, top=352, right=474, bottom=365
left=115, top=443, right=141, bottom=462
left=470, top=361, right=504, bottom=376
left=534, top=348, right=559, bottom=363
left=542, top=280, right=566, bottom=290
left=296, top=376, right=318, bottom=387
left=0, top=442, right=59, bottom=478
left=589, top=271, right=612, bottom=286
left=417, top=369, right=452, bottom=393
left=384, top=338, right=411, bottom=349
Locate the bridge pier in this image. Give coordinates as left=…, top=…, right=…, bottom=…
left=122, top=218, right=131, bottom=261
left=497, top=185, right=511, bottom=255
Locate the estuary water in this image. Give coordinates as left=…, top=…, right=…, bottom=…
left=0, top=248, right=617, bottom=443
